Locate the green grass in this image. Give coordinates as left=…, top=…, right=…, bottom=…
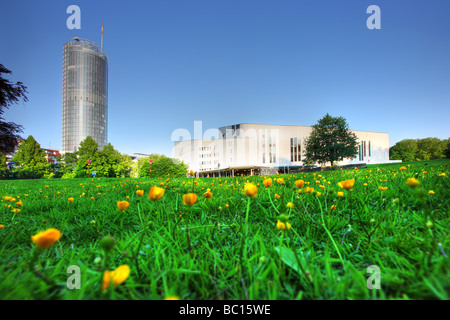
left=0, top=159, right=449, bottom=300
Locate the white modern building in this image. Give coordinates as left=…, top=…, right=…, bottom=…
left=173, top=123, right=391, bottom=176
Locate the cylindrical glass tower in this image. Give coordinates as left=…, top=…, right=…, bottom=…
left=62, top=37, right=108, bottom=154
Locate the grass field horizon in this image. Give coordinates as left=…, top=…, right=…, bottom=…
left=0, top=159, right=448, bottom=300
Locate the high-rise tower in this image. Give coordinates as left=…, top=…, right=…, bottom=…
left=62, top=36, right=108, bottom=154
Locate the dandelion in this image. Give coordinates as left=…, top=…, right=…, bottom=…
left=16, top=200, right=23, bottom=207
left=378, top=186, right=388, bottom=191
left=428, top=190, right=435, bottom=195
left=148, top=186, right=165, bottom=201
left=90, top=197, right=95, bottom=201
left=316, top=192, right=322, bottom=197
left=31, top=228, right=62, bottom=249
left=276, top=178, right=285, bottom=185
left=305, top=187, right=314, bottom=194
left=203, top=189, right=213, bottom=199
left=406, top=178, right=420, bottom=188
left=243, top=183, right=258, bottom=198
left=0, top=224, right=3, bottom=229
left=117, top=201, right=130, bottom=211
left=337, top=192, right=344, bottom=198
left=399, top=166, right=407, bottom=171
left=68, top=198, right=74, bottom=203
left=12, top=208, right=20, bottom=213
left=275, top=194, right=281, bottom=199
left=331, top=205, right=337, bottom=210
left=164, top=296, right=180, bottom=300
left=439, top=173, right=446, bottom=177
left=286, top=202, right=294, bottom=209
left=135, top=190, right=144, bottom=197
left=183, top=193, right=197, bottom=206
left=102, top=265, right=130, bottom=291
left=276, top=215, right=291, bottom=231
left=295, top=180, right=305, bottom=188
left=338, top=178, right=355, bottom=191
left=263, top=178, right=273, bottom=187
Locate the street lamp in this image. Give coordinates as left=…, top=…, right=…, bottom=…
left=218, top=163, right=220, bottom=178
left=86, top=160, right=92, bottom=177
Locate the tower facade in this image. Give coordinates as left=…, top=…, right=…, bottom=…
left=62, top=37, right=108, bottom=154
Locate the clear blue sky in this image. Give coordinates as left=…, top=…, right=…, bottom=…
left=1, top=0, right=449, bottom=156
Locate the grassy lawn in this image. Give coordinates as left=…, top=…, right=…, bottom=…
left=0, top=159, right=449, bottom=300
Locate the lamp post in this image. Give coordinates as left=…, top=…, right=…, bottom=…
left=218, top=163, right=220, bottom=178
left=149, top=159, right=153, bottom=177
left=86, top=160, right=92, bottom=178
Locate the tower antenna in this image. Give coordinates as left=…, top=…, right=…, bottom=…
left=101, top=23, right=104, bottom=53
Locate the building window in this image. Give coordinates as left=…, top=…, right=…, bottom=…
left=290, top=137, right=301, bottom=162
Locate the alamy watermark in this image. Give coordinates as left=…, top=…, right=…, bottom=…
left=66, top=5, right=81, bottom=30
left=367, top=5, right=381, bottom=30
left=67, top=265, right=81, bottom=289
left=366, top=265, right=381, bottom=289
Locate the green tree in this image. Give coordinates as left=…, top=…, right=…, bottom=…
left=445, top=138, right=450, bottom=159
left=389, top=139, right=418, bottom=161
left=0, top=64, right=28, bottom=155
left=416, top=137, right=446, bottom=160
left=74, top=136, right=101, bottom=178
left=0, top=153, right=9, bottom=179
left=12, top=135, right=51, bottom=178
left=137, top=154, right=164, bottom=178
left=61, top=152, right=78, bottom=173
left=98, top=143, right=133, bottom=177
left=73, top=138, right=133, bottom=178
left=146, top=156, right=188, bottom=178
left=303, top=113, right=358, bottom=166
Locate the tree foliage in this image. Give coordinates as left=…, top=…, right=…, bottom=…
left=304, top=113, right=358, bottom=166
left=0, top=153, right=9, bottom=179
left=139, top=155, right=187, bottom=178
left=137, top=154, right=164, bottom=178
left=12, top=135, right=51, bottom=178
left=390, top=137, right=448, bottom=161
left=0, top=64, right=28, bottom=155
left=72, top=137, right=133, bottom=178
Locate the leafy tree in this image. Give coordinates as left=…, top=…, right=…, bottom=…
left=390, top=138, right=447, bottom=161
left=416, top=137, right=446, bottom=160
left=303, top=113, right=358, bottom=166
left=144, top=156, right=188, bottom=178
left=12, top=135, right=51, bottom=178
left=72, top=138, right=133, bottom=178
left=389, top=139, right=418, bottom=162
left=97, top=143, right=133, bottom=177
left=61, top=152, right=78, bottom=173
left=74, top=136, right=101, bottom=178
left=0, top=153, right=9, bottom=179
left=445, top=139, right=450, bottom=159
left=0, top=64, right=28, bottom=155
left=138, top=154, right=164, bottom=178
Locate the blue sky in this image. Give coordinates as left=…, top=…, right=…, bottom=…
left=1, top=0, right=449, bottom=156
